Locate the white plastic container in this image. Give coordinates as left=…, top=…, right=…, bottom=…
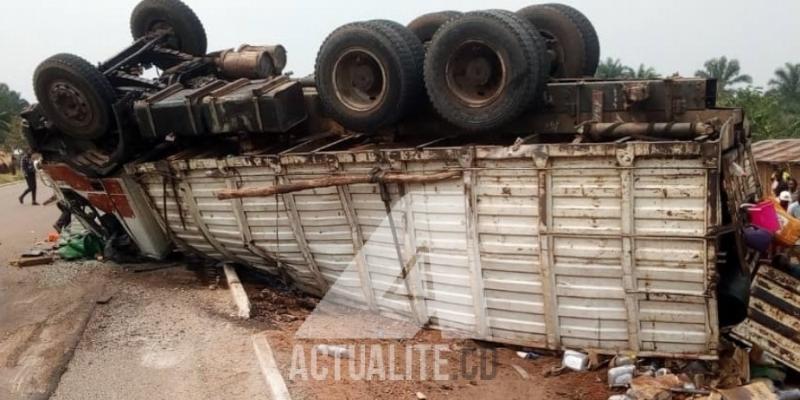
left=562, top=350, right=589, bottom=371
left=608, top=365, right=636, bottom=388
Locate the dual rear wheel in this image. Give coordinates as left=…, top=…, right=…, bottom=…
left=316, top=4, right=599, bottom=132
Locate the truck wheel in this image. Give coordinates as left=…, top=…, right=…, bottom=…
left=130, top=0, right=207, bottom=57
left=34, top=53, right=116, bottom=140
left=518, top=4, right=600, bottom=77
left=315, top=21, right=424, bottom=132
left=424, top=10, right=546, bottom=131
left=407, top=11, right=463, bottom=44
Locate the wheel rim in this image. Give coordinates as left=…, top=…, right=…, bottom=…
left=445, top=40, right=507, bottom=108
left=48, top=80, right=98, bottom=139
left=149, top=20, right=181, bottom=50
left=539, top=30, right=563, bottom=76
left=332, top=48, right=388, bottom=112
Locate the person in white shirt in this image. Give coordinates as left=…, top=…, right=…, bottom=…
left=789, top=191, right=800, bottom=219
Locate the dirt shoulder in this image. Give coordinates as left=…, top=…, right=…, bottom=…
left=51, top=266, right=268, bottom=400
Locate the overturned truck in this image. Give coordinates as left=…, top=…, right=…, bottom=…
left=25, top=0, right=773, bottom=362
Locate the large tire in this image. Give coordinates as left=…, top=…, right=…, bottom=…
left=34, top=53, right=116, bottom=140
left=527, top=3, right=600, bottom=76
left=315, top=21, right=424, bottom=132
left=407, top=11, right=463, bottom=44
left=371, top=19, right=426, bottom=74
left=517, top=5, right=587, bottom=78
left=130, top=0, right=207, bottom=56
left=424, top=10, right=546, bottom=131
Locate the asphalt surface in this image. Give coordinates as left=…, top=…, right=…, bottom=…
left=0, top=179, right=109, bottom=400
left=0, top=180, right=268, bottom=400
left=0, top=180, right=58, bottom=264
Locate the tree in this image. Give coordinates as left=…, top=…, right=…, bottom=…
left=626, top=64, right=661, bottom=79
left=769, top=63, right=800, bottom=103
left=595, top=58, right=629, bottom=79
left=720, top=87, right=800, bottom=140
left=695, top=56, right=752, bottom=94
left=0, top=83, right=28, bottom=147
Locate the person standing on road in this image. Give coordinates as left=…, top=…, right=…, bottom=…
left=18, top=152, right=38, bottom=206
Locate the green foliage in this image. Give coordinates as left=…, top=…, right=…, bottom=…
left=595, top=58, right=660, bottom=79
left=695, top=56, right=753, bottom=94
left=0, top=83, right=28, bottom=150
left=595, top=58, right=629, bottom=79
left=769, top=63, right=800, bottom=100
left=627, top=64, right=661, bottom=79
left=719, top=87, right=800, bottom=140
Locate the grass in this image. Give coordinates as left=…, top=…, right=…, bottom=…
left=0, top=174, right=23, bottom=185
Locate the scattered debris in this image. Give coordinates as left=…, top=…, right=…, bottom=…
left=627, top=374, right=682, bottom=400
left=11, top=255, right=54, bottom=267
left=778, top=389, right=800, bottom=400
left=511, top=364, right=530, bottom=380
left=608, top=365, right=636, bottom=388
left=314, top=344, right=350, bottom=359
left=718, top=381, right=778, bottom=400
left=516, top=351, right=539, bottom=360
left=563, top=350, right=590, bottom=372
left=22, top=249, right=46, bottom=257
left=543, top=365, right=568, bottom=378
left=415, top=391, right=427, bottom=400
left=611, top=355, right=637, bottom=368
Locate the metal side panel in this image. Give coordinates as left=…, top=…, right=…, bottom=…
left=406, top=160, right=478, bottom=335
left=733, top=267, right=800, bottom=373
left=222, top=165, right=324, bottom=294
left=181, top=170, right=277, bottom=273
left=342, top=162, right=413, bottom=318
left=632, top=158, right=714, bottom=355
left=130, top=141, right=724, bottom=359
left=284, top=163, right=364, bottom=305
left=475, top=158, right=546, bottom=346
left=549, top=156, right=628, bottom=351
left=140, top=174, right=225, bottom=260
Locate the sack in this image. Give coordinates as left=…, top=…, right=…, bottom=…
left=743, top=225, right=773, bottom=253
left=58, top=233, right=103, bottom=261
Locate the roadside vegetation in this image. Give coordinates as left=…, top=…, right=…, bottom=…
left=597, top=57, right=800, bottom=140
left=0, top=173, right=22, bottom=185
left=0, top=84, right=28, bottom=153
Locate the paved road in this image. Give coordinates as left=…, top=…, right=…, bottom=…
left=0, top=180, right=109, bottom=400
left=0, top=180, right=58, bottom=264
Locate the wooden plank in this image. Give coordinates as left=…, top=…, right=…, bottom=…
left=223, top=264, right=251, bottom=319
left=11, top=255, right=54, bottom=267
left=252, top=334, right=292, bottom=400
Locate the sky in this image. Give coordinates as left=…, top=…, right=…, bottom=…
left=1, top=0, right=799, bottom=102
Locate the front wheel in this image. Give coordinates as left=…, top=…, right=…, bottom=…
left=130, top=0, right=208, bottom=58
left=33, top=53, right=116, bottom=140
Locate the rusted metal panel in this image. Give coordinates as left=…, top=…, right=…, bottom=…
left=733, top=267, right=800, bottom=373
left=131, top=141, right=728, bottom=359
left=752, top=139, right=800, bottom=163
